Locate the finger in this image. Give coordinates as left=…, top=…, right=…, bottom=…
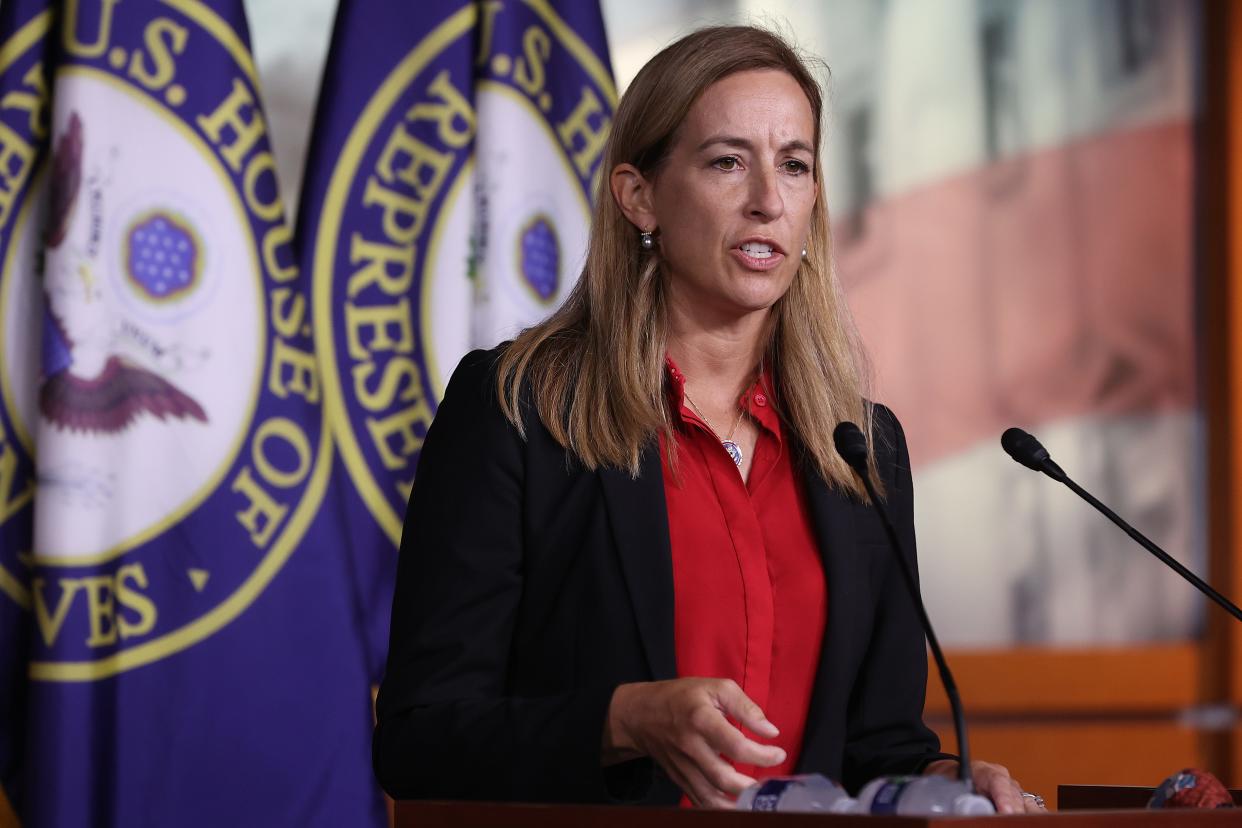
left=700, top=712, right=786, bottom=768
left=1023, top=794, right=1047, bottom=814
left=669, top=749, right=739, bottom=809
left=660, top=762, right=702, bottom=807
left=968, top=762, right=1019, bottom=814
left=983, top=775, right=1025, bottom=815
left=666, top=765, right=720, bottom=809
left=682, top=737, right=761, bottom=795
left=712, top=680, right=779, bottom=738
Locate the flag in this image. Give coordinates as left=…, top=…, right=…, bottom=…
left=296, top=0, right=616, bottom=668
left=0, top=1, right=384, bottom=824
left=0, top=0, right=44, bottom=809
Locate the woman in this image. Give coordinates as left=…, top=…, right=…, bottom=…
left=374, top=25, right=1042, bottom=813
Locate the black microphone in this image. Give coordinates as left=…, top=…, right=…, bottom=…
left=833, top=422, right=973, bottom=788
left=1000, top=427, right=1066, bottom=480
left=1000, top=427, right=1242, bottom=625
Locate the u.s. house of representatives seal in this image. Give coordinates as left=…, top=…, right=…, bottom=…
left=312, top=2, right=615, bottom=547
left=0, top=0, right=328, bottom=680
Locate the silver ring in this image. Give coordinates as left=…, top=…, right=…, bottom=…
left=1021, top=792, right=1047, bottom=809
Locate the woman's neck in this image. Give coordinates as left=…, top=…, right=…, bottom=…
left=666, top=302, right=770, bottom=408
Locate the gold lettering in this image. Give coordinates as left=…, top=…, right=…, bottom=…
left=344, top=299, right=414, bottom=361
left=407, top=70, right=474, bottom=150
left=0, top=63, right=50, bottom=141
left=362, top=177, right=424, bottom=247
left=366, top=402, right=434, bottom=471
left=32, top=577, right=83, bottom=647
left=127, top=17, right=188, bottom=91
left=262, top=222, right=298, bottom=283
left=32, top=567, right=157, bottom=649
left=347, top=234, right=413, bottom=298
left=114, top=563, right=157, bottom=639
left=231, top=465, right=287, bottom=549
left=62, top=0, right=122, bottom=59
left=243, top=151, right=284, bottom=222
left=376, top=123, right=452, bottom=198
left=514, top=26, right=550, bottom=97
left=475, top=1, right=503, bottom=66
left=80, top=575, right=117, bottom=647
left=270, top=287, right=305, bottom=338
left=394, top=475, right=414, bottom=506
left=268, top=338, right=320, bottom=404
left=557, top=86, right=610, bottom=178
left=0, top=122, right=35, bottom=230
left=197, top=78, right=266, bottom=173
left=252, top=417, right=311, bottom=489
left=352, top=357, right=419, bottom=412
left=0, top=439, right=34, bottom=524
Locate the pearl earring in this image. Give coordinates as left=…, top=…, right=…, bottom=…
left=640, top=230, right=655, bottom=251
left=801, top=245, right=808, bottom=260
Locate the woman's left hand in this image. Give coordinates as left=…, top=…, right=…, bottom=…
left=923, top=758, right=1048, bottom=814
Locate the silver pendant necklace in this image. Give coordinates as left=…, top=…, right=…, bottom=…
left=683, top=392, right=747, bottom=467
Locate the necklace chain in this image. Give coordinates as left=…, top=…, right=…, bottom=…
left=682, top=392, right=745, bottom=441
left=677, top=362, right=763, bottom=469
left=682, top=390, right=747, bottom=467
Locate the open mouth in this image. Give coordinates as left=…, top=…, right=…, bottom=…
left=739, top=241, right=776, bottom=259
left=731, top=238, right=786, bottom=270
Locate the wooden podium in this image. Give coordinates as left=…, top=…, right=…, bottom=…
left=394, top=799, right=1242, bottom=826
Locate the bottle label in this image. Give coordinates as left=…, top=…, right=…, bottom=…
left=750, top=779, right=796, bottom=811
left=869, top=777, right=915, bottom=815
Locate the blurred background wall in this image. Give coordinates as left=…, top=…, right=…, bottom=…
left=241, top=0, right=1227, bottom=805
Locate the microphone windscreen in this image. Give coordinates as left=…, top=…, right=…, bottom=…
left=1000, top=427, right=1051, bottom=471
left=833, top=422, right=868, bottom=471
left=1148, top=769, right=1234, bottom=809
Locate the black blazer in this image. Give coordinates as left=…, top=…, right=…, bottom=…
left=374, top=347, right=948, bottom=805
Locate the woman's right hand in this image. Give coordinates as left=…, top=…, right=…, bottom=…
left=602, top=678, right=786, bottom=808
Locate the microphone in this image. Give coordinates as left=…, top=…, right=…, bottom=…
left=1000, top=427, right=1242, bottom=625
left=833, top=422, right=974, bottom=789
left=1000, top=427, right=1066, bottom=480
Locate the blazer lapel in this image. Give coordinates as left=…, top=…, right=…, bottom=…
left=598, top=444, right=678, bottom=682
left=799, top=460, right=868, bottom=772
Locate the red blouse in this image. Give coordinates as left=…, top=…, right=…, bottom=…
left=659, top=358, right=827, bottom=792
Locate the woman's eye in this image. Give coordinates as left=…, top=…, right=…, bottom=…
left=712, top=156, right=741, bottom=171
left=783, top=159, right=811, bottom=175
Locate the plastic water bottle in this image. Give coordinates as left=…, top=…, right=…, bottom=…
left=855, top=775, right=996, bottom=815
left=736, top=774, right=858, bottom=813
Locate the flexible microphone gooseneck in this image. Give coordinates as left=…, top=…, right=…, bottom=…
left=1000, top=427, right=1242, bottom=625
left=833, top=422, right=973, bottom=788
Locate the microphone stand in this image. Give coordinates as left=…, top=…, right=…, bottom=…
left=1012, top=437, right=1242, bottom=625
left=834, top=423, right=973, bottom=788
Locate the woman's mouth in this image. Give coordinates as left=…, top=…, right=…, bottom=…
left=731, top=240, right=786, bottom=271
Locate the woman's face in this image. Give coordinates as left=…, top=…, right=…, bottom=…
left=648, top=69, right=818, bottom=322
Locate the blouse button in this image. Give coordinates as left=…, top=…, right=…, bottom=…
left=754, top=393, right=767, bottom=406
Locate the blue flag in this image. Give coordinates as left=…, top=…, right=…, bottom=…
left=0, top=0, right=48, bottom=809
left=0, top=1, right=384, bottom=824
left=296, top=0, right=616, bottom=670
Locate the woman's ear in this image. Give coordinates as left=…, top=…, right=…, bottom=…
left=610, top=163, right=657, bottom=233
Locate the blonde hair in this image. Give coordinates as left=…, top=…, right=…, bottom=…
left=497, top=25, right=876, bottom=496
